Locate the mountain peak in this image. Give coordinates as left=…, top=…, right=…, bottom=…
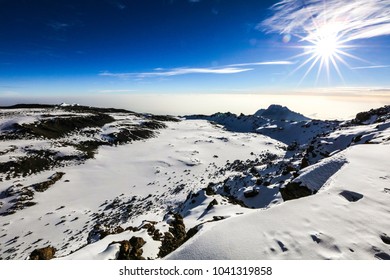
left=255, top=104, right=310, bottom=122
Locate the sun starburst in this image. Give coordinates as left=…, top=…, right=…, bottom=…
left=289, top=20, right=357, bottom=85
left=261, top=0, right=390, bottom=86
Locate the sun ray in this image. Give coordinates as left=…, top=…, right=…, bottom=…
left=298, top=55, right=321, bottom=86
left=330, top=55, right=345, bottom=83
left=286, top=18, right=367, bottom=85
left=287, top=52, right=318, bottom=78
left=315, top=57, right=324, bottom=84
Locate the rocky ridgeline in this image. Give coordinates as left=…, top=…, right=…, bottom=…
left=188, top=105, right=390, bottom=203
left=0, top=104, right=179, bottom=182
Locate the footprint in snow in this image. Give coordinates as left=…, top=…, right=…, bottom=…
left=310, top=234, right=322, bottom=244
left=375, top=252, right=390, bottom=260
left=276, top=240, right=288, bottom=252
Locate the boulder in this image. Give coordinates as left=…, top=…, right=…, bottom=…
left=29, top=246, right=56, bottom=260
left=243, top=188, right=259, bottom=198
left=117, top=236, right=146, bottom=260
left=280, top=182, right=313, bottom=201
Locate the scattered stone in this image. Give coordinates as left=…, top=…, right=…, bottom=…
left=243, top=187, right=259, bottom=198
left=380, top=234, right=390, bottom=245
left=205, top=183, right=216, bottom=196
left=29, top=246, right=56, bottom=260
left=255, top=178, right=263, bottom=185
left=87, top=224, right=124, bottom=244
left=206, top=199, right=218, bottom=210
left=158, top=214, right=187, bottom=258
left=116, top=236, right=146, bottom=260
left=33, top=172, right=65, bottom=192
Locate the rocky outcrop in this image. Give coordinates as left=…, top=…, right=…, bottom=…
left=158, top=214, right=187, bottom=258
left=353, top=105, right=390, bottom=124
left=33, top=172, right=65, bottom=192
left=243, top=187, right=259, bottom=198
left=0, top=172, right=65, bottom=216
left=117, top=236, right=146, bottom=260
left=87, top=224, right=124, bottom=244
left=29, top=246, right=56, bottom=260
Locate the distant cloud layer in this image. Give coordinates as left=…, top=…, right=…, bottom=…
left=261, top=0, right=390, bottom=43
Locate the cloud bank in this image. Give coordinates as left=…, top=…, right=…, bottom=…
left=261, top=0, right=390, bottom=43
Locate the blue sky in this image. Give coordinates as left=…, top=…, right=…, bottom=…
left=1, top=0, right=390, bottom=112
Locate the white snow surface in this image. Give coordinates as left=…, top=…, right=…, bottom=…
left=1, top=105, right=389, bottom=260
left=294, top=154, right=348, bottom=191
left=167, top=144, right=390, bottom=260
left=0, top=112, right=284, bottom=260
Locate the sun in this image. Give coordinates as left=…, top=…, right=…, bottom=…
left=314, top=34, right=340, bottom=60
left=290, top=21, right=356, bottom=85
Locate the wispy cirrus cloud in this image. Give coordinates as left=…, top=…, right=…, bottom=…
left=48, top=21, right=71, bottom=31
left=99, top=61, right=292, bottom=79
left=229, top=61, right=294, bottom=67
left=99, top=67, right=252, bottom=79
left=351, top=65, right=390, bottom=70
left=260, top=0, right=390, bottom=43
left=98, top=89, right=135, bottom=93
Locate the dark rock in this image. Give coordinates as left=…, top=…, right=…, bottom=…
left=205, top=183, right=216, bottom=196
left=249, top=166, right=258, bottom=176
left=380, top=234, right=390, bottom=245
left=141, top=120, right=167, bottom=130
left=33, top=172, right=65, bottom=192
left=243, top=188, right=259, bottom=198
left=255, top=178, right=263, bottom=185
left=282, top=165, right=296, bottom=176
left=206, top=199, right=218, bottom=210
left=352, top=134, right=363, bottom=143
left=75, top=140, right=108, bottom=159
left=116, top=237, right=146, bottom=260
left=263, top=181, right=271, bottom=187
left=300, top=157, right=309, bottom=169
left=158, top=214, right=187, bottom=258
left=29, top=246, right=56, bottom=260
left=353, top=105, right=390, bottom=124
left=148, top=115, right=180, bottom=122
left=185, top=225, right=200, bottom=242
left=87, top=224, right=124, bottom=244
left=22, top=113, right=115, bottom=139
left=152, top=229, right=162, bottom=241
left=280, top=182, right=313, bottom=201
left=129, top=236, right=146, bottom=249
left=287, top=141, right=299, bottom=151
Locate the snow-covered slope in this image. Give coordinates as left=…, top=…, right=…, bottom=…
left=0, top=105, right=285, bottom=260
left=167, top=143, right=390, bottom=260
left=1, top=104, right=389, bottom=260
